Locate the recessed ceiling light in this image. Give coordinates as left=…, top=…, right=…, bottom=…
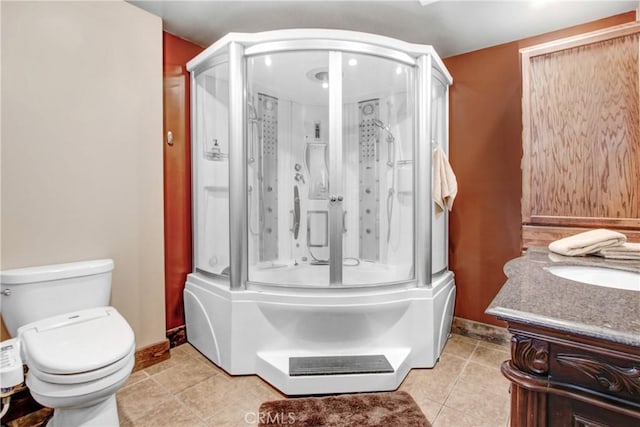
left=264, top=56, right=272, bottom=66
left=348, top=58, right=358, bottom=67
left=322, top=82, right=329, bottom=89
left=395, top=66, right=402, bottom=75
left=306, top=68, right=330, bottom=85
left=531, top=0, right=551, bottom=9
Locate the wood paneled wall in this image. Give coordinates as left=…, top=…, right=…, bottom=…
left=521, top=23, right=640, bottom=247
left=444, top=12, right=636, bottom=327
left=529, top=34, right=639, bottom=219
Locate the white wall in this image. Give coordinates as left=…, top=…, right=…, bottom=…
left=1, top=1, right=165, bottom=348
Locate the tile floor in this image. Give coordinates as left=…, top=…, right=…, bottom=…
left=113, top=334, right=511, bottom=427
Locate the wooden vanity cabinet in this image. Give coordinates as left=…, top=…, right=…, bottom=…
left=501, top=321, right=640, bottom=427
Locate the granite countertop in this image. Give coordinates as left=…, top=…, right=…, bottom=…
left=486, top=247, right=640, bottom=347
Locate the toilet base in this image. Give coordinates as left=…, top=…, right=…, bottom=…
left=47, top=395, right=120, bottom=427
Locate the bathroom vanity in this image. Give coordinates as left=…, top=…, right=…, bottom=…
left=487, top=248, right=640, bottom=427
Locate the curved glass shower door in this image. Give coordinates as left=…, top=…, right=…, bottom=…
left=246, top=48, right=414, bottom=287
left=341, top=53, right=415, bottom=286
left=247, top=51, right=332, bottom=286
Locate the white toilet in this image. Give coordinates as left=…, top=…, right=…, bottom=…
left=0, top=259, right=135, bottom=427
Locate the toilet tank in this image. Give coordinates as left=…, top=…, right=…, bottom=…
left=0, top=259, right=114, bottom=337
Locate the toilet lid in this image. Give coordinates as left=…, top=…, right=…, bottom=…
left=19, top=307, right=135, bottom=375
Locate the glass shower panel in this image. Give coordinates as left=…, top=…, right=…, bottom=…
left=431, top=72, right=448, bottom=274
left=247, top=51, right=331, bottom=286
left=341, top=53, right=415, bottom=286
left=194, top=62, right=230, bottom=276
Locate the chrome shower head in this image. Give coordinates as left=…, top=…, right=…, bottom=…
left=247, top=101, right=260, bottom=123
left=371, top=119, right=388, bottom=131
left=371, top=118, right=396, bottom=167
left=371, top=119, right=395, bottom=143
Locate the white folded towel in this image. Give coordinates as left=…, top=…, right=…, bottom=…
left=548, top=229, right=627, bottom=256
left=596, top=242, right=640, bottom=260
left=432, top=145, right=458, bottom=216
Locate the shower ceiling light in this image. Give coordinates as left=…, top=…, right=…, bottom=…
left=315, top=71, right=328, bottom=81
left=264, top=56, right=272, bottom=66
left=395, top=66, right=402, bottom=75
left=306, top=67, right=330, bottom=87
left=348, top=58, right=358, bottom=66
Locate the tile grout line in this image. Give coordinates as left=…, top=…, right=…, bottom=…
left=142, top=370, right=222, bottom=426
left=447, top=339, right=512, bottom=425
left=117, top=377, right=175, bottom=426
left=172, top=394, right=210, bottom=426
left=432, top=340, right=479, bottom=425
left=423, top=335, right=470, bottom=425
left=172, top=388, right=210, bottom=424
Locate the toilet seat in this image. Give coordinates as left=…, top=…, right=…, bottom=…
left=19, top=307, right=135, bottom=384
left=27, top=345, right=135, bottom=385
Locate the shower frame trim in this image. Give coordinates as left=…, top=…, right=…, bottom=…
left=328, top=51, right=343, bottom=285
left=188, top=29, right=452, bottom=82
left=228, top=42, right=248, bottom=290
left=416, top=54, right=432, bottom=287
left=244, top=40, right=416, bottom=66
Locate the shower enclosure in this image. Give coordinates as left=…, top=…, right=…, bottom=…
left=185, top=29, right=455, bottom=395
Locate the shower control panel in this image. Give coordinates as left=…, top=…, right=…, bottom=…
left=358, top=99, right=380, bottom=261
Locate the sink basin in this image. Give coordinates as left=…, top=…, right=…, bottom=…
left=545, top=265, right=640, bottom=291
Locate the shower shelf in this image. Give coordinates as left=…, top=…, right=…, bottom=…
left=204, top=186, right=229, bottom=192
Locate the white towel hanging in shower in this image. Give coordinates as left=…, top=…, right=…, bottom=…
left=432, top=145, right=458, bottom=216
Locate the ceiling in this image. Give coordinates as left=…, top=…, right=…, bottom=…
left=129, top=1, right=637, bottom=58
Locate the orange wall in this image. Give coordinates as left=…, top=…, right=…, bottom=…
left=163, top=32, right=203, bottom=330
left=444, top=12, right=636, bottom=327
left=164, top=32, right=204, bottom=67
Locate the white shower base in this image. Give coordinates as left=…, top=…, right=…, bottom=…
left=184, top=270, right=455, bottom=395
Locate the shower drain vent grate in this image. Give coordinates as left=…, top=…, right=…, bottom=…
left=289, top=355, right=394, bottom=376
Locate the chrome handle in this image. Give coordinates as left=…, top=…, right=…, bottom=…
left=1, top=289, right=11, bottom=296
left=342, top=210, right=347, bottom=233
left=304, top=143, right=311, bottom=174
left=292, top=185, right=300, bottom=239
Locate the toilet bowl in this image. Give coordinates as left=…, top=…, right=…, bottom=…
left=0, top=260, right=135, bottom=426
left=19, top=307, right=135, bottom=427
